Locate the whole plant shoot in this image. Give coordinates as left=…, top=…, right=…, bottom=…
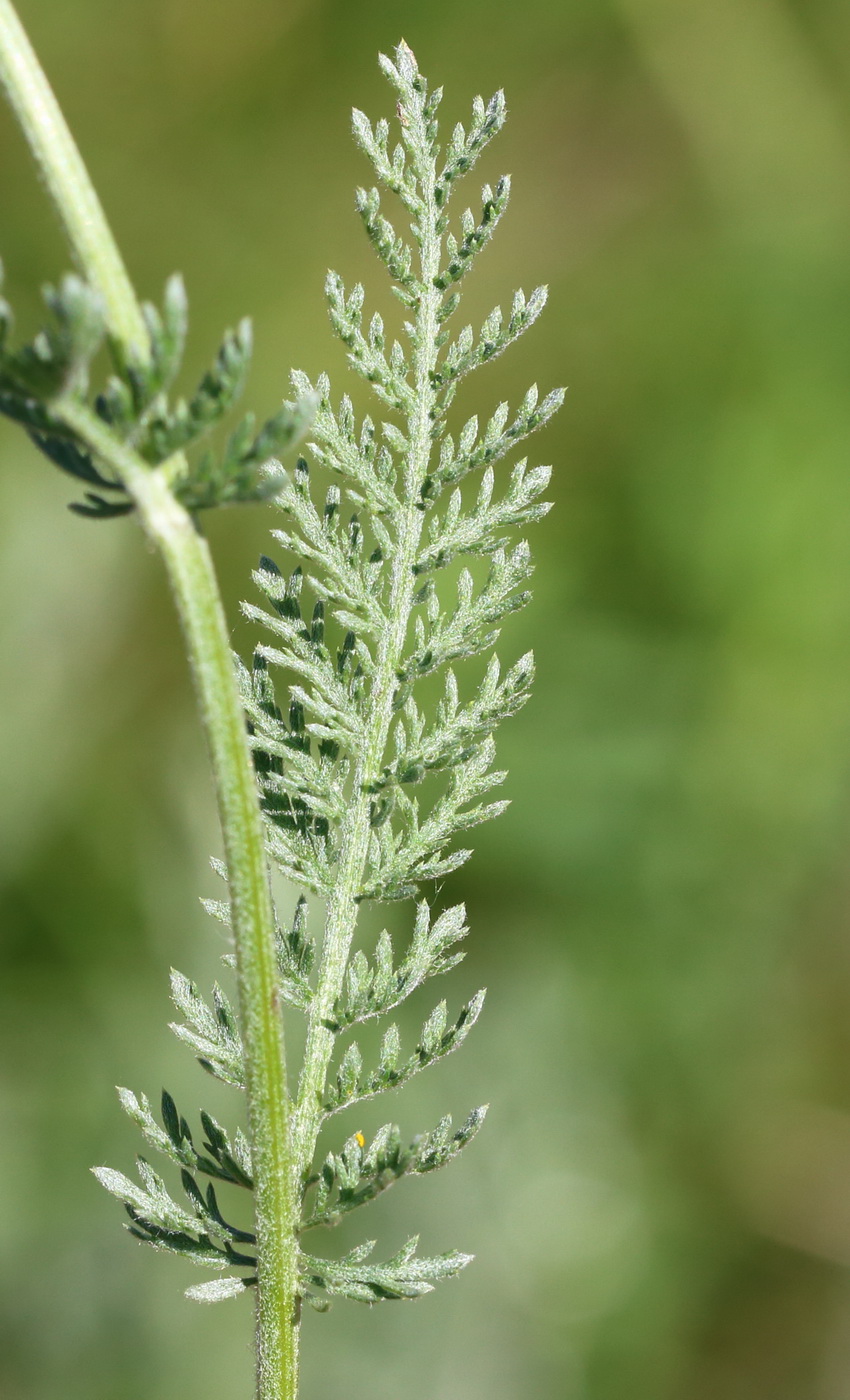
left=0, top=10, right=561, bottom=1397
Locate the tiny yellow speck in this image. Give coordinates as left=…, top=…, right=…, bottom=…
left=355, top=1131, right=365, bottom=1148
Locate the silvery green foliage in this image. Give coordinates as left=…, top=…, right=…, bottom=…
left=95, top=40, right=561, bottom=1309
left=0, top=261, right=314, bottom=515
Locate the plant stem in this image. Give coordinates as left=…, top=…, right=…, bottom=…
left=55, top=404, right=301, bottom=1400
left=0, top=0, right=149, bottom=359
left=0, top=7, right=300, bottom=1390
left=292, top=122, right=443, bottom=1177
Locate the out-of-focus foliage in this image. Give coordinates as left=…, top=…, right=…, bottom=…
left=2, top=1, right=850, bottom=1398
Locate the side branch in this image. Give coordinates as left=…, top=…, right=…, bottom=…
left=54, top=402, right=300, bottom=1400
left=0, top=0, right=149, bottom=358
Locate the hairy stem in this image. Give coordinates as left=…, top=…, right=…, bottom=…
left=0, top=9, right=300, bottom=1390
left=292, top=112, right=443, bottom=1177
left=55, top=403, right=300, bottom=1400
left=0, top=0, right=149, bottom=359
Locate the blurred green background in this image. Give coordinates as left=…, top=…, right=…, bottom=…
left=3, top=0, right=850, bottom=1396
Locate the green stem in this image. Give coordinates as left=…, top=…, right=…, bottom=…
left=292, top=112, right=443, bottom=1177
left=0, top=0, right=149, bottom=359
left=0, top=7, right=300, bottom=1389
left=55, top=404, right=300, bottom=1400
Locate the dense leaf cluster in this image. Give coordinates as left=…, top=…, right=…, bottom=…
left=0, top=262, right=313, bottom=516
